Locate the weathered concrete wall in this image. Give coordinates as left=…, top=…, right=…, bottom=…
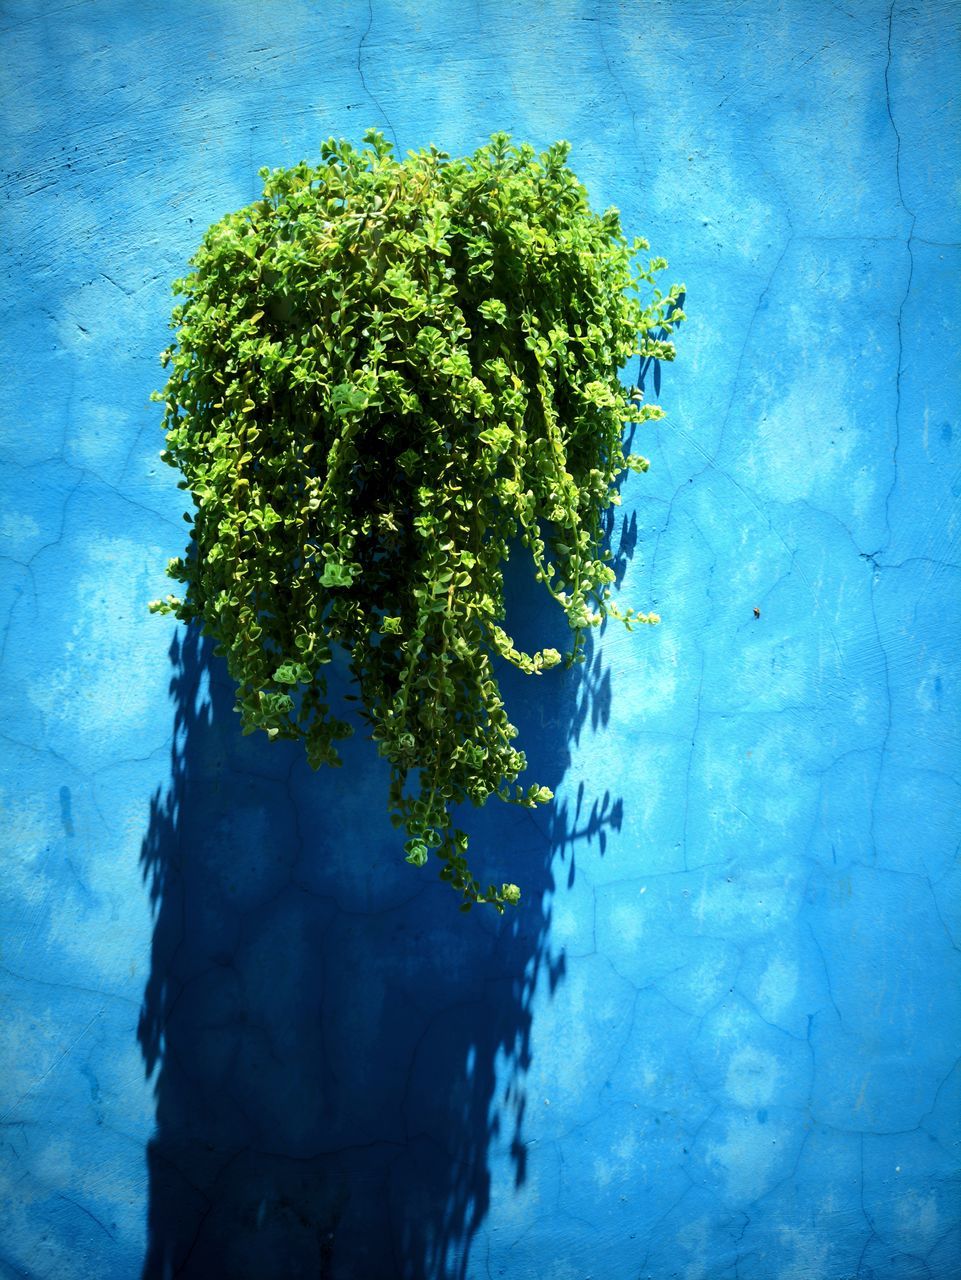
left=1, top=2, right=958, bottom=1277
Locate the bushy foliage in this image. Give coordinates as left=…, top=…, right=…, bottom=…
left=151, top=130, right=683, bottom=910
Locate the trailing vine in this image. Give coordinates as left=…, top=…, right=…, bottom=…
left=150, top=130, right=684, bottom=911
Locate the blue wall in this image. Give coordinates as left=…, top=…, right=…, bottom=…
left=2, top=2, right=959, bottom=1277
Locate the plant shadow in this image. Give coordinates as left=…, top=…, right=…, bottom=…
left=138, top=547, right=624, bottom=1279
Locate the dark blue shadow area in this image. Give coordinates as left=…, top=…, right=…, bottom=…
left=137, top=545, right=626, bottom=1279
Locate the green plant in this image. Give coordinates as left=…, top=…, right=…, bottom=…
left=150, top=130, right=684, bottom=911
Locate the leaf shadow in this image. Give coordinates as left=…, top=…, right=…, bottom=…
left=138, top=541, right=630, bottom=1278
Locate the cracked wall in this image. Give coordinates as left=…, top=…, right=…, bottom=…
left=1, top=1, right=959, bottom=1278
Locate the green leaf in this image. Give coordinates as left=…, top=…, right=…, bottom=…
left=478, top=298, right=508, bottom=325
left=151, top=128, right=682, bottom=914
left=274, top=661, right=311, bottom=685
left=319, top=561, right=355, bottom=588
left=404, top=840, right=429, bottom=867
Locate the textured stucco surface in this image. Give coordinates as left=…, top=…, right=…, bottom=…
left=1, top=2, right=959, bottom=1277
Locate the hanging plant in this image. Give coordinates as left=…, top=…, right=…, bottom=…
left=150, top=130, right=684, bottom=911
